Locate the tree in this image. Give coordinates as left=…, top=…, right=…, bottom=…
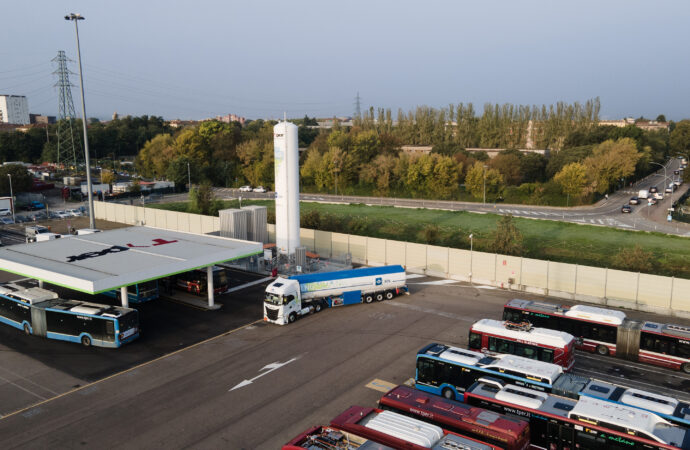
left=135, top=134, right=175, bottom=178
left=612, top=245, right=654, bottom=273
left=0, top=164, right=33, bottom=195
left=554, top=162, right=588, bottom=205
left=464, top=161, right=504, bottom=201
left=519, top=152, right=547, bottom=183
left=670, top=120, right=690, bottom=157
left=189, top=182, right=221, bottom=216
left=656, top=114, right=666, bottom=122
left=359, top=154, right=398, bottom=195
left=490, top=153, right=522, bottom=185
left=128, top=179, right=141, bottom=194
left=100, top=170, right=117, bottom=186
left=489, top=215, right=524, bottom=256
left=584, top=138, right=640, bottom=194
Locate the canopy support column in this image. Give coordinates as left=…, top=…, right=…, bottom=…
left=120, top=286, right=129, bottom=308
left=207, top=266, right=214, bottom=308
left=38, top=280, right=43, bottom=288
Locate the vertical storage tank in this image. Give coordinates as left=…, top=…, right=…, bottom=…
left=273, top=121, right=300, bottom=255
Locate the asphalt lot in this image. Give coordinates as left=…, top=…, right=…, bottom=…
left=0, top=276, right=688, bottom=449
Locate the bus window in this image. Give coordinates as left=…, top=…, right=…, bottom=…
left=106, top=320, right=115, bottom=337
left=417, top=358, right=436, bottom=385
left=539, top=348, right=554, bottom=363
left=469, top=332, right=481, bottom=349
left=517, top=344, right=536, bottom=359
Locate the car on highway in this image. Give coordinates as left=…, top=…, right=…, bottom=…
left=32, top=212, right=47, bottom=221
left=14, top=215, right=30, bottom=223
left=239, top=185, right=252, bottom=192
left=0, top=208, right=11, bottom=216
left=648, top=197, right=658, bottom=205
left=66, top=208, right=83, bottom=217
left=655, top=192, right=664, bottom=200
left=621, top=205, right=632, bottom=213
left=666, top=184, right=676, bottom=193
left=1, top=217, right=15, bottom=225
left=253, top=186, right=267, bottom=193
left=53, top=210, right=71, bottom=219
left=649, top=186, right=658, bottom=193
left=629, top=196, right=639, bottom=205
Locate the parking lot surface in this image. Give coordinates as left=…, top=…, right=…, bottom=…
left=0, top=276, right=688, bottom=449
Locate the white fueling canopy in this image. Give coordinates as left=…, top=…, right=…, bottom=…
left=0, top=226, right=262, bottom=293
left=273, top=120, right=300, bottom=255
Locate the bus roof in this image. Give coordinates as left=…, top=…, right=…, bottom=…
left=362, top=410, right=444, bottom=447
left=438, top=347, right=485, bottom=366
left=468, top=382, right=689, bottom=448
left=564, top=304, right=626, bottom=325
left=569, top=396, right=675, bottom=444
left=483, top=354, right=563, bottom=384
left=471, top=319, right=575, bottom=348
left=0, top=283, right=58, bottom=304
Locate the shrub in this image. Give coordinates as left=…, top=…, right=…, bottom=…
left=612, top=245, right=654, bottom=273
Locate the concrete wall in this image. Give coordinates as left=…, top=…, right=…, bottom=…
left=94, top=202, right=690, bottom=318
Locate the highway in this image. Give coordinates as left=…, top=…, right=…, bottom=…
left=0, top=275, right=687, bottom=448
left=210, top=158, right=690, bottom=236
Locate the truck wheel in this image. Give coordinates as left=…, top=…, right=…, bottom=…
left=288, top=313, right=296, bottom=324
left=23, top=323, right=30, bottom=335
left=314, top=302, right=322, bottom=313
left=442, top=387, right=454, bottom=400
left=596, top=345, right=609, bottom=356
left=375, top=293, right=384, bottom=302
left=81, top=335, right=92, bottom=347
left=682, top=363, right=690, bottom=374
left=385, top=291, right=394, bottom=300
left=364, top=295, right=374, bottom=304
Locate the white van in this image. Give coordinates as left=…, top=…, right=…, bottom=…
left=638, top=189, right=649, bottom=199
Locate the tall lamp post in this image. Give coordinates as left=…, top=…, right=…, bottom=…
left=469, top=233, right=473, bottom=285
left=483, top=165, right=488, bottom=205
left=187, top=162, right=191, bottom=192
left=7, top=174, right=14, bottom=223
left=65, top=13, right=95, bottom=229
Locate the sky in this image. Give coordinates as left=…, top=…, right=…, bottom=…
left=2, top=0, right=689, bottom=121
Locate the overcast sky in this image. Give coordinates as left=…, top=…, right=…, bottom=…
left=2, top=0, right=689, bottom=121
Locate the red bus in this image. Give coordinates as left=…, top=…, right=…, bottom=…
left=331, top=405, right=500, bottom=449
left=465, top=380, right=690, bottom=450
left=469, top=319, right=576, bottom=371
left=378, top=385, right=530, bottom=450
left=503, top=299, right=690, bottom=373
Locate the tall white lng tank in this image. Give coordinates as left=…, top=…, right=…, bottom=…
left=274, top=121, right=300, bottom=255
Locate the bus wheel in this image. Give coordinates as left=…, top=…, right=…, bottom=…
left=442, top=388, right=454, bottom=400
left=288, top=313, right=296, bottom=324
left=385, top=291, right=394, bottom=300
left=23, top=324, right=30, bottom=335
left=375, top=293, right=384, bottom=302
left=682, top=363, right=690, bottom=374
left=364, top=295, right=374, bottom=304
left=596, top=345, right=609, bottom=356
left=81, top=335, right=92, bottom=347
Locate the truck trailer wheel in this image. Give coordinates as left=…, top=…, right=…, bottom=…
left=375, top=293, right=384, bottom=302
left=288, top=313, right=296, bottom=324
left=23, top=323, right=31, bottom=335
left=682, top=363, right=690, bottom=374
left=314, top=302, right=322, bottom=313
left=385, top=291, right=394, bottom=300
left=364, top=295, right=374, bottom=303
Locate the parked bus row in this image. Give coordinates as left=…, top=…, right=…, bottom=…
left=0, top=282, right=139, bottom=347
left=502, top=299, right=690, bottom=373
left=415, top=342, right=690, bottom=429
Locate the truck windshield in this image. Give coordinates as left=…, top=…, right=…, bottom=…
left=265, top=293, right=283, bottom=305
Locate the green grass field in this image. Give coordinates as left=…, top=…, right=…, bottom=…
left=149, top=200, right=690, bottom=278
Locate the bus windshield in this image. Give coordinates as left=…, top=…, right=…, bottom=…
left=118, top=311, right=139, bottom=332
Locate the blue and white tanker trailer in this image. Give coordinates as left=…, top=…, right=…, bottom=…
left=263, top=265, right=408, bottom=325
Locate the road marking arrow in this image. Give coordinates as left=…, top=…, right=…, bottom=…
left=229, top=357, right=298, bottom=391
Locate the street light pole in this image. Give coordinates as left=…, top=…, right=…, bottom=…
left=187, top=162, right=191, bottom=191
left=65, top=13, right=95, bottom=229
left=483, top=165, right=487, bottom=205
left=7, top=174, right=14, bottom=222
left=469, top=233, right=473, bottom=285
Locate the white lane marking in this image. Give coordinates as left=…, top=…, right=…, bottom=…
left=386, top=301, right=476, bottom=323
left=0, top=373, right=47, bottom=401
left=0, top=366, right=59, bottom=396
left=223, top=277, right=274, bottom=294
left=229, top=357, right=300, bottom=391
left=409, top=280, right=459, bottom=286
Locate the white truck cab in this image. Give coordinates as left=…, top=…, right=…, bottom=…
left=264, top=277, right=314, bottom=325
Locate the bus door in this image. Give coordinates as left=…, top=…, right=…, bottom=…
left=30, top=307, right=47, bottom=337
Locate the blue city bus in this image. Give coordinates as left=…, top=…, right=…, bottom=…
left=103, top=280, right=159, bottom=304
left=0, top=282, right=139, bottom=348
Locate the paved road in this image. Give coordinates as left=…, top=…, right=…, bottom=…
left=0, top=277, right=687, bottom=449
left=209, top=158, right=690, bottom=236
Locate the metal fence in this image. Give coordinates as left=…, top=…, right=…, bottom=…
left=94, top=201, right=690, bottom=318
